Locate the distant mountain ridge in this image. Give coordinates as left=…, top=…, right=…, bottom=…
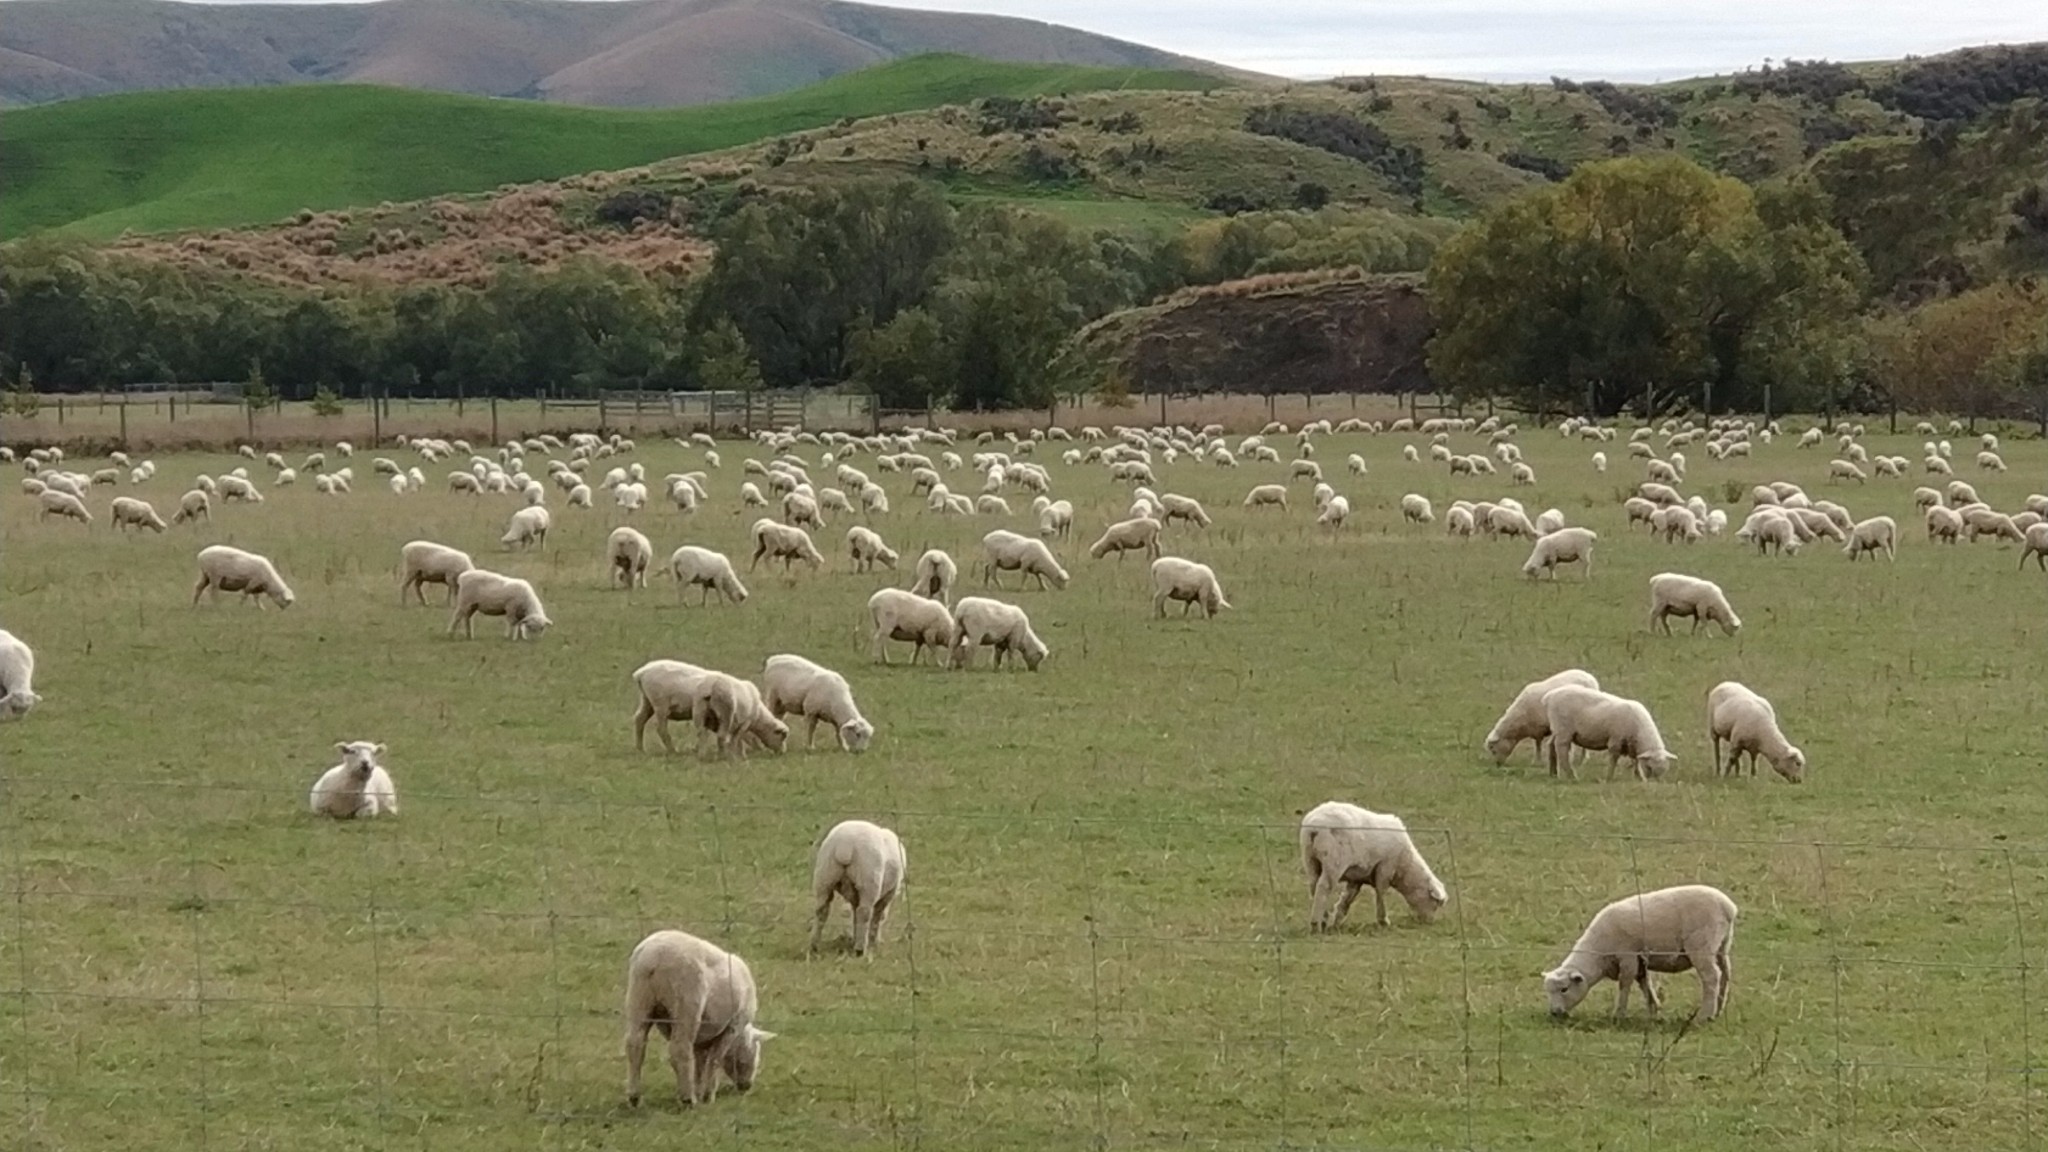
left=0, top=0, right=1260, bottom=107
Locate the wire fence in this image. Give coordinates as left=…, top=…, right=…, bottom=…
left=5, top=771, right=2045, bottom=1150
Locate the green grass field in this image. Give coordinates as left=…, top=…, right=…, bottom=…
left=0, top=55, right=1228, bottom=241
left=4, top=419, right=2047, bottom=1150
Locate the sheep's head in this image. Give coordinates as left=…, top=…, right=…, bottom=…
left=840, top=718, right=875, bottom=754
left=1773, top=747, right=1807, bottom=784
left=0, top=688, right=43, bottom=722
left=1483, top=730, right=1516, bottom=765
left=753, top=717, right=790, bottom=754
left=1020, top=634, right=1049, bottom=672
left=1543, top=966, right=1593, bottom=1018
left=334, top=741, right=385, bottom=778
left=1639, top=750, right=1677, bottom=779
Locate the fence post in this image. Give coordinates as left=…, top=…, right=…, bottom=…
left=539, top=389, right=548, bottom=419
left=1159, top=391, right=1167, bottom=426
left=170, top=394, right=177, bottom=423
left=490, top=394, right=499, bottom=445
left=118, top=397, right=127, bottom=446
left=373, top=388, right=382, bottom=446
left=598, top=392, right=608, bottom=430
left=57, top=396, right=65, bottom=425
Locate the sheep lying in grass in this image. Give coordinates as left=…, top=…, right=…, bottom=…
left=981, top=530, right=1069, bottom=591
left=809, top=820, right=906, bottom=957
left=0, top=629, right=41, bottom=722
left=308, top=741, right=398, bottom=819
left=950, top=596, right=1047, bottom=671
left=1485, top=669, right=1600, bottom=765
left=761, top=654, right=873, bottom=752
left=194, top=545, right=295, bottom=608
left=1706, top=681, right=1805, bottom=782
left=400, top=540, right=475, bottom=605
left=449, top=569, right=550, bottom=640
left=608, top=527, right=654, bottom=589
left=1298, top=801, right=1447, bottom=930
left=1543, top=685, right=1675, bottom=781
left=1521, top=527, right=1597, bottom=580
left=622, top=930, right=774, bottom=1107
left=1151, top=556, right=1230, bottom=618
left=1543, top=885, right=1738, bottom=1023
left=749, top=519, right=824, bottom=572
left=1648, top=573, right=1740, bottom=636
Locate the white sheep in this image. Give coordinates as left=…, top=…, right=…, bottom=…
left=1400, top=493, right=1434, bottom=524
left=761, top=654, right=874, bottom=752
left=1243, top=484, right=1288, bottom=510
left=607, top=527, right=654, bottom=589
left=846, top=526, right=898, bottom=572
left=749, top=518, right=824, bottom=572
left=911, top=549, right=957, bottom=605
left=1521, top=527, right=1596, bottom=580
left=1150, top=556, right=1230, bottom=618
left=1543, top=685, right=1676, bottom=780
left=501, top=506, right=551, bottom=551
left=1543, top=885, right=1737, bottom=1023
left=37, top=489, right=93, bottom=524
left=1843, top=516, right=1897, bottom=562
left=1298, top=801, right=1448, bottom=930
left=631, top=660, right=715, bottom=753
left=109, top=496, right=167, bottom=533
left=868, top=587, right=958, bottom=665
left=809, top=820, right=906, bottom=957
left=399, top=540, right=475, bottom=605
left=171, top=488, right=211, bottom=525
left=1827, top=459, right=1867, bottom=484
left=622, top=930, right=774, bottom=1107
left=1648, top=573, right=1740, bottom=636
left=448, top=569, right=550, bottom=640
left=654, top=546, right=745, bottom=607
left=1706, top=681, right=1805, bottom=782
left=1158, top=493, right=1212, bottom=528
left=308, top=741, right=399, bottom=818
left=1484, top=669, right=1600, bottom=764
left=1087, top=516, right=1162, bottom=561
left=693, top=672, right=788, bottom=759
left=1316, top=494, right=1351, bottom=527
left=950, top=596, right=1048, bottom=671
left=0, top=629, right=40, bottom=721
left=981, top=530, right=1068, bottom=591
left=193, top=545, right=294, bottom=608
left=1926, top=503, right=1964, bottom=544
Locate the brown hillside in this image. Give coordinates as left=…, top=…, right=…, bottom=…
left=0, top=0, right=1256, bottom=107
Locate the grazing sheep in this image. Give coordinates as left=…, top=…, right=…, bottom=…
left=1243, top=484, right=1289, bottom=510
left=1397, top=493, right=1435, bottom=524
left=1316, top=495, right=1351, bottom=527
left=1926, top=504, right=1964, bottom=544
left=399, top=540, right=475, bottom=605
left=1706, top=682, right=1805, bottom=782
left=631, top=660, right=717, bottom=753
left=1150, top=556, right=1231, bottom=618
left=1828, top=459, right=1867, bottom=484
left=1088, top=516, right=1162, bottom=561
left=0, top=630, right=40, bottom=722
left=1543, top=685, right=1677, bottom=781
left=1484, top=669, right=1600, bottom=765
left=1843, top=516, right=1897, bottom=562
left=1543, top=886, right=1738, bottom=1023
left=608, top=527, right=655, bottom=589
left=809, top=820, right=906, bottom=956
left=694, top=673, right=789, bottom=759
left=621, top=930, right=773, bottom=1107
left=782, top=491, right=824, bottom=530
left=1036, top=498, right=1073, bottom=538
left=1520, top=527, right=1597, bottom=579
left=2020, top=524, right=2048, bottom=571
left=171, top=489, right=211, bottom=525
left=1648, top=573, right=1740, bottom=636
left=981, top=530, right=1069, bottom=591
left=909, top=549, right=957, bottom=607
left=448, top=569, right=550, bottom=639
left=868, top=588, right=958, bottom=666
left=749, top=519, right=824, bottom=572
left=1650, top=506, right=1701, bottom=544
left=1158, top=493, right=1212, bottom=528
left=501, top=506, right=551, bottom=551
left=846, top=526, right=898, bottom=572
left=1346, top=453, right=1368, bottom=475
left=109, top=496, right=167, bottom=533
left=950, top=596, right=1048, bottom=671
left=37, top=489, right=93, bottom=524
left=1298, top=801, right=1448, bottom=930
left=761, top=654, right=873, bottom=752
left=308, top=741, right=399, bottom=818
left=193, top=545, right=294, bottom=608
left=667, top=546, right=749, bottom=606
left=1979, top=451, right=2008, bottom=472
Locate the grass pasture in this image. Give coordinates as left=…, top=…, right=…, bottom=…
left=4, top=424, right=2048, bottom=1151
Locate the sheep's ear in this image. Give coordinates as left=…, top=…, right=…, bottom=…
left=334, top=741, right=350, bottom=753
left=751, top=1027, right=778, bottom=1043
left=372, top=743, right=387, bottom=757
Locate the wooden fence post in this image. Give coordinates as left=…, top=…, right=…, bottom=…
left=490, top=394, right=499, bottom=444
left=118, top=397, right=127, bottom=446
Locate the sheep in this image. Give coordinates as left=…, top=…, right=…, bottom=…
left=868, top=587, right=958, bottom=665
left=1521, top=527, right=1597, bottom=580
left=980, top=530, right=1068, bottom=592
left=170, top=488, right=211, bottom=525
left=845, top=526, right=898, bottom=573
left=1346, top=453, right=1368, bottom=475
left=1787, top=507, right=1845, bottom=542
left=193, top=545, right=295, bottom=608
left=1542, top=685, right=1677, bottom=781
left=109, top=496, right=167, bottom=533
left=37, top=489, right=92, bottom=524
left=1979, top=451, right=2009, bottom=473
left=1088, top=516, right=1163, bottom=562
left=1843, top=516, right=1897, bottom=562
left=1485, top=504, right=1539, bottom=540
left=631, top=660, right=718, bottom=753
left=1828, top=459, right=1867, bottom=484
left=691, top=672, right=789, bottom=759
left=1926, top=504, right=1964, bottom=544
left=308, top=741, right=399, bottom=818
left=1316, top=495, right=1351, bottom=527
left=950, top=596, right=1048, bottom=671
left=621, top=930, right=774, bottom=1107
left=399, top=540, right=475, bottom=605
left=1243, top=484, right=1288, bottom=510
left=1298, top=801, right=1448, bottom=930
left=501, top=506, right=551, bottom=551
left=809, top=820, right=906, bottom=957
left=910, top=549, right=957, bottom=607
left=1158, top=493, right=1212, bottom=528
left=661, top=545, right=747, bottom=607
left=0, top=629, right=40, bottom=722
left=749, top=518, right=824, bottom=572
left=1706, top=681, right=1805, bottom=782
left=1542, top=886, right=1738, bottom=1023
left=448, top=569, right=550, bottom=640
left=1150, top=556, right=1230, bottom=618
left=761, top=654, right=873, bottom=752
left=1736, top=508, right=1802, bottom=555
left=781, top=491, right=824, bottom=531
left=1392, top=493, right=1430, bottom=524
left=1648, top=572, right=1740, bottom=637
left=608, top=527, right=654, bottom=589
left=1484, top=669, right=1600, bottom=765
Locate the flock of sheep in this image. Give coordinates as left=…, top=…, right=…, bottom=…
left=0, top=407, right=2031, bottom=1108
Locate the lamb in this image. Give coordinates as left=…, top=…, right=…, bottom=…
left=399, top=540, right=475, bottom=605
left=171, top=489, right=211, bottom=525
left=1517, top=526, right=1597, bottom=580
left=1706, top=681, right=1805, bottom=782
left=1543, top=685, right=1677, bottom=780
left=109, top=496, right=167, bottom=533
left=1648, top=573, right=1740, bottom=636
left=1542, top=885, right=1738, bottom=1023
left=448, top=569, right=551, bottom=639
left=500, top=506, right=551, bottom=551
left=694, top=672, right=790, bottom=759
left=1088, top=516, right=1162, bottom=561
left=1157, top=493, right=1212, bottom=528
left=1243, top=484, right=1289, bottom=510
left=1484, top=669, right=1600, bottom=765
left=193, top=545, right=295, bottom=608
left=0, top=629, right=40, bottom=722
left=308, top=741, right=399, bottom=818
left=761, top=654, right=874, bottom=752
left=668, top=546, right=749, bottom=605
left=621, top=930, right=774, bottom=1107
left=37, top=489, right=93, bottom=524
left=1843, top=516, right=1897, bottom=562
left=950, top=596, right=1048, bottom=671
left=911, top=549, right=957, bottom=606
left=608, top=526, right=655, bottom=589
left=981, top=530, right=1069, bottom=591
left=1150, top=556, right=1231, bottom=618
left=1298, top=801, right=1448, bottom=930
left=749, top=518, right=824, bottom=572
left=868, top=588, right=958, bottom=665
left=809, top=820, right=906, bottom=957
left=846, top=526, right=899, bottom=572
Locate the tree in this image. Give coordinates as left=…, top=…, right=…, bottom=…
left=1867, top=281, right=2048, bottom=420
left=695, top=316, right=765, bottom=430
left=243, top=358, right=275, bottom=412
left=846, top=308, right=949, bottom=411
left=6, top=365, right=38, bottom=419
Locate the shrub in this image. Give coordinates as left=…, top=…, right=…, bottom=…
left=1243, top=105, right=1426, bottom=198
left=311, top=385, right=344, bottom=417
left=1501, top=151, right=1571, bottom=181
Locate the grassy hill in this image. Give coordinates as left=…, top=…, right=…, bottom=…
left=0, top=55, right=1231, bottom=240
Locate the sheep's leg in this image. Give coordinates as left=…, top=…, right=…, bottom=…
left=1371, top=882, right=1390, bottom=927
left=633, top=700, right=653, bottom=752
left=808, top=890, right=833, bottom=956
left=624, top=1018, right=651, bottom=1105
left=1711, top=734, right=1722, bottom=776
left=1638, top=971, right=1661, bottom=1014
left=192, top=576, right=210, bottom=606
left=667, top=1004, right=704, bottom=1104
left=1330, top=880, right=1365, bottom=930
left=1308, top=865, right=1331, bottom=930
left=1154, top=590, right=1167, bottom=618
left=851, top=898, right=874, bottom=958
left=805, top=716, right=821, bottom=751
left=870, top=889, right=895, bottom=952
left=1613, top=958, right=1636, bottom=1017
left=1692, top=953, right=1722, bottom=1022
left=654, top=713, right=677, bottom=755
left=1715, top=937, right=1734, bottom=1015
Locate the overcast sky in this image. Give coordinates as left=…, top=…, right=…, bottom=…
left=139, top=0, right=2044, bottom=82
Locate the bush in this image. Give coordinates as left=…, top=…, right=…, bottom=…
left=594, top=188, right=674, bottom=228
left=1293, top=182, right=1331, bottom=210
left=1019, top=143, right=1079, bottom=184
left=1578, top=81, right=1678, bottom=127
left=1501, top=151, right=1571, bottom=181
left=1730, top=59, right=1867, bottom=105
left=978, top=96, right=1065, bottom=135
left=1876, top=45, right=2048, bottom=121
left=1243, top=105, right=1426, bottom=198
left=311, top=385, right=343, bottom=417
